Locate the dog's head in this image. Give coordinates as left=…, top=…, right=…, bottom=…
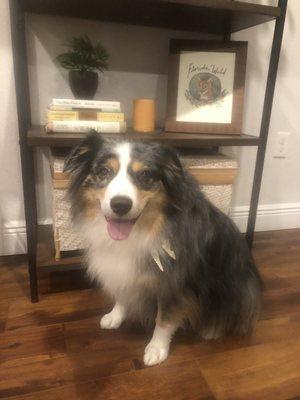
left=64, top=132, right=184, bottom=240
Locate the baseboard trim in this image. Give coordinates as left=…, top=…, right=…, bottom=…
left=1, top=204, right=300, bottom=255
left=0, top=219, right=52, bottom=256
left=230, top=202, right=300, bottom=233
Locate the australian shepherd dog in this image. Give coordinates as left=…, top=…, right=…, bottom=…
left=64, top=132, right=262, bottom=366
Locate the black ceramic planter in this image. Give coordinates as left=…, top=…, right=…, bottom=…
left=69, top=70, right=98, bottom=99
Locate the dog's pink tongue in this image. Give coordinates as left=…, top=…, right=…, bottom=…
left=107, top=219, right=135, bottom=240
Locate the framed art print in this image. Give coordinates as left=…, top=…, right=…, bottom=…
left=165, top=40, right=248, bottom=135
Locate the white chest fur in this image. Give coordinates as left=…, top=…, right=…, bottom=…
left=82, top=215, right=153, bottom=299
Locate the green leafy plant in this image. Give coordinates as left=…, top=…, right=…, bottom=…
left=56, top=35, right=109, bottom=73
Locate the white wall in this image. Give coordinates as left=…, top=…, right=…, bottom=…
left=0, top=0, right=299, bottom=255
left=0, top=0, right=26, bottom=255
left=230, top=1, right=300, bottom=230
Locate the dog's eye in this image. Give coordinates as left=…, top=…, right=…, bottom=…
left=98, top=167, right=111, bottom=179
left=138, top=170, right=154, bottom=185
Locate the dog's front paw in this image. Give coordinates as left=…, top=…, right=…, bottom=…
left=143, top=343, right=169, bottom=366
left=100, top=312, right=123, bottom=329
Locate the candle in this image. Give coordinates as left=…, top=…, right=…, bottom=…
left=133, top=99, right=155, bottom=132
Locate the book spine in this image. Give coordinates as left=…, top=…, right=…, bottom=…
left=47, top=120, right=126, bottom=133
left=49, top=105, right=119, bottom=112
left=51, top=98, right=120, bottom=110
left=47, top=111, right=125, bottom=122
left=47, top=111, right=79, bottom=121
left=97, top=112, right=125, bottom=122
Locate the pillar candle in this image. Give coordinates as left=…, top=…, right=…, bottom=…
left=133, top=99, right=155, bottom=132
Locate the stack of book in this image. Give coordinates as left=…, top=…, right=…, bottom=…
left=46, top=98, right=126, bottom=134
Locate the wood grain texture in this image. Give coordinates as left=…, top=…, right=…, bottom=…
left=0, top=324, right=66, bottom=368
left=27, top=125, right=260, bottom=148
left=19, top=0, right=279, bottom=35
left=189, top=168, right=237, bottom=185
left=5, top=289, right=107, bottom=331
left=94, top=360, right=215, bottom=400
left=0, top=229, right=300, bottom=399
left=52, top=179, right=70, bottom=189
left=0, top=300, right=9, bottom=333
left=198, top=340, right=300, bottom=400
left=52, top=169, right=237, bottom=189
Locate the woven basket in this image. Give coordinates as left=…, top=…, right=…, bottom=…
left=49, top=151, right=237, bottom=259
left=181, top=154, right=237, bottom=215
left=52, top=188, right=85, bottom=257
left=50, top=150, right=85, bottom=259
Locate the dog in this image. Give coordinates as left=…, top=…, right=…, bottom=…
left=64, top=132, right=262, bottom=366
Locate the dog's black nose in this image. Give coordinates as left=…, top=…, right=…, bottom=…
left=110, top=196, right=133, bottom=216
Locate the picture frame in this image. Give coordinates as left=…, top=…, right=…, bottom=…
left=165, top=40, right=248, bottom=135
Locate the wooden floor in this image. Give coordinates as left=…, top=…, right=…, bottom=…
left=0, top=229, right=300, bottom=400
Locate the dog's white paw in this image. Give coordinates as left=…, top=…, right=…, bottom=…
left=100, top=311, right=123, bottom=329
left=143, top=343, right=169, bottom=366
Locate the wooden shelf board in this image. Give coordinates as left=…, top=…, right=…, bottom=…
left=37, top=224, right=83, bottom=272
left=20, top=0, right=280, bottom=34
left=27, top=125, right=260, bottom=148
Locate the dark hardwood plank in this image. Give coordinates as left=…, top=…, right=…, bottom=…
left=1, top=229, right=300, bottom=399
left=5, top=289, right=108, bottom=331
left=7, top=382, right=99, bottom=400
left=0, top=261, right=30, bottom=301
left=197, top=339, right=300, bottom=400
left=0, top=262, right=91, bottom=301
left=0, top=324, right=66, bottom=368
left=5, top=361, right=214, bottom=400
left=0, top=300, right=9, bottom=333
left=0, top=347, right=132, bottom=398
left=262, top=289, right=300, bottom=320
left=0, top=322, right=199, bottom=398
left=63, top=317, right=195, bottom=367
left=93, top=360, right=215, bottom=400
left=263, top=274, right=300, bottom=293
left=27, top=125, right=260, bottom=149
left=186, top=312, right=300, bottom=360
left=20, top=0, right=279, bottom=35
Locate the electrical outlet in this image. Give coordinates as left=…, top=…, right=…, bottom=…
left=273, top=132, right=290, bottom=158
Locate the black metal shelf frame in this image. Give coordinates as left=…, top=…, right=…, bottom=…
left=9, top=0, right=288, bottom=302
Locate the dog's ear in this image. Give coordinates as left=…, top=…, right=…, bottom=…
left=64, top=131, right=103, bottom=173
left=64, top=131, right=103, bottom=194
left=159, top=146, right=184, bottom=203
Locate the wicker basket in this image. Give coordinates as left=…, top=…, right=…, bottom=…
left=181, top=154, right=237, bottom=215
left=49, top=151, right=237, bottom=259
left=52, top=188, right=85, bottom=257
left=50, top=150, right=85, bottom=259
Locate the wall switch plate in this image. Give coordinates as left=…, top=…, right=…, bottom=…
left=273, top=131, right=290, bottom=158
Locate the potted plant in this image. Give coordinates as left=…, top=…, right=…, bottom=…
left=56, top=35, right=109, bottom=99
